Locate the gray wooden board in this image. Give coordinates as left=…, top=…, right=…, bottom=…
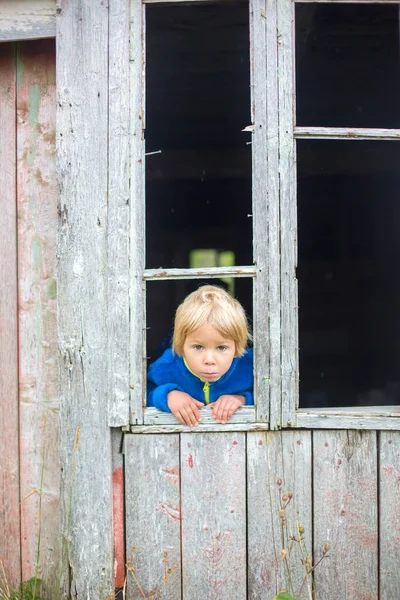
left=57, top=1, right=113, bottom=596
left=379, top=431, right=400, bottom=599
left=129, top=0, right=145, bottom=425
left=107, top=0, right=130, bottom=427
left=313, top=430, right=378, bottom=600
left=0, top=0, right=55, bottom=42
left=124, top=434, right=181, bottom=600
left=277, top=0, right=298, bottom=427
left=251, top=0, right=270, bottom=424
left=181, top=432, right=247, bottom=599
left=247, top=431, right=312, bottom=599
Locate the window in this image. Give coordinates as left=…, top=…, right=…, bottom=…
left=129, top=0, right=400, bottom=430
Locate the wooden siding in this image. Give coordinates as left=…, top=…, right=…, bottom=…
left=125, top=430, right=400, bottom=600
left=0, top=39, right=59, bottom=591
left=57, top=1, right=114, bottom=596
left=0, top=43, right=20, bottom=589
left=17, top=38, right=59, bottom=590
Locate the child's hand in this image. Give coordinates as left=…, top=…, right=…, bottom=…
left=167, top=390, right=204, bottom=427
left=211, top=394, right=245, bottom=424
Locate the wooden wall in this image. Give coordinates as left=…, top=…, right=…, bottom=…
left=0, top=40, right=59, bottom=590
left=125, top=429, right=400, bottom=600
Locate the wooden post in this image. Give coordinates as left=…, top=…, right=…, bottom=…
left=57, top=1, right=114, bottom=596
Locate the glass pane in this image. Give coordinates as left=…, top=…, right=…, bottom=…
left=296, top=4, right=400, bottom=128
left=145, top=3, right=252, bottom=269
left=297, top=140, right=400, bottom=407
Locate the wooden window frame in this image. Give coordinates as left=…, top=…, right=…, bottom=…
left=129, top=0, right=281, bottom=430
left=279, top=0, right=400, bottom=431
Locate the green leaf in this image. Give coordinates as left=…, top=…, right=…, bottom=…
left=272, top=592, right=300, bottom=600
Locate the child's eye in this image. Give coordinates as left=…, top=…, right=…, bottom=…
left=217, top=345, right=228, bottom=351
left=193, top=344, right=203, bottom=350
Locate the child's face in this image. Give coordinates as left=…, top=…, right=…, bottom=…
left=183, top=322, right=236, bottom=382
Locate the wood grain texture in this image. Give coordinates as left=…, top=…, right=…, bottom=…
left=124, top=434, right=181, bottom=600
left=112, top=428, right=125, bottom=589
left=57, top=2, right=113, bottom=596
left=251, top=0, right=278, bottom=425
left=247, top=431, right=312, bottom=599
left=129, top=0, right=145, bottom=425
left=379, top=431, right=400, bottom=599
left=297, top=409, right=400, bottom=430
left=0, top=1, right=55, bottom=42
left=180, top=433, right=246, bottom=600
left=0, top=42, right=21, bottom=589
left=107, top=0, right=130, bottom=427
left=313, top=430, right=378, bottom=600
left=277, top=0, right=298, bottom=427
left=144, top=266, right=256, bottom=280
left=16, top=39, right=59, bottom=590
left=294, top=126, right=400, bottom=140
left=144, top=405, right=256, bottom=426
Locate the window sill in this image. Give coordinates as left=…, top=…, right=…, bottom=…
left=296, top=406, right=400, bottom=430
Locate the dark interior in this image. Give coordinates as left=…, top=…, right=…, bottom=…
left=145, top=1, right=400, bottom=407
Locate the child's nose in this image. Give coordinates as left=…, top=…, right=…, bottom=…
left=204, top=351, right=216, bottom=364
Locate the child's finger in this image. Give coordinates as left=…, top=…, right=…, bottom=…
left=181, top=406, right=199, bottom=427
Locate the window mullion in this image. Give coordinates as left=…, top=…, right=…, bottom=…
left=129, top=0, right=146, bottom=425
left=277, top=0, right=298, bottom=428
left=251, top=0, right=280, bottom=426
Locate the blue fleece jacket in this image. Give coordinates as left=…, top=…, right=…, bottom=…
left=147, top=348, right=253, bottom=412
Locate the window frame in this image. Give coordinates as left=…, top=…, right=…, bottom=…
left=129, top=0, right=400, bottom=431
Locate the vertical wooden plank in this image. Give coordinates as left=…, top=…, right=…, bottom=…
left=129, top=0, right=146, bottom=425
left=16, top=39, right=59, bottom=590
left=379, top=431, right=400, bottom=599
left=57, top=2, right=114, bottom=596
left=251, top=0, right=280, bottom=427
left=181, top=433, right=246, bottom=600
left=125, top=434, right=181, bottom=599
left=112, top=428, right=125, bottom=589
left=108, top=0, right=130, bottom=427
left=247, top=431, right=312, bottom=599
left=0, top=43, right=21, bottom=589
left=313, top=431, right=378, bottom=600
left=277, top=0, right=298, bottom=427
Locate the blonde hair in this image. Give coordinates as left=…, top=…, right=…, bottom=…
left=172, top=285, right=251, bottom=357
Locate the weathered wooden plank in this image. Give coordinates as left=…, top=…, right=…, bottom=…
left=144, top=405, right=256, bottom=425
left=107, top=0, right=130, bottom=427
left=125, top=434, right=181, bottom=600
left=131, top=423, right=271, bottom=433
left=295, top=126, right=400, bottom=140
left=57, top=2, right=114, bottom=596
left=16, top=39, right=59, bottom=590
left=313, top=431, right=378, bottom=599
left=379, top=431, right=400, bottom=598
left=251, top=0, right=280, bottom=425
left=144, top=266, right=256, bottom=280
left=277, top=0, right=298, bottom=427
left=112, top=428, right=125, bottom=589
left=247, top=431, right=312, bottom=599
left=297, top=409, right=400, bottom=430
left=181, top=433, right=246, bottom=599
left=0, top=1, right=56, bottom=42
left=0, top=42, right=21, bottom=589
left=129, top=0, right=145, bottom=425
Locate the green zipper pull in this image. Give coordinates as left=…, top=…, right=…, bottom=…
left=203, top=381, right=210, bottom=405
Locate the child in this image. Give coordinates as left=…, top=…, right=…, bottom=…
left=147, top=285, right=253, bottom=426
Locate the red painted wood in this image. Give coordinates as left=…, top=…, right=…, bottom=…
left=113, top=466, right=125, bottom=588
left=16, top=40, right=59, bottom=587
left=0, top=43, right=21, bottom=589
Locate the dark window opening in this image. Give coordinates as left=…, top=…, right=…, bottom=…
left=145, top=2, right=252, bottom=272
left=146, top=279, right=253, bottom=367
left=298, top=140, right=400, bottom=408
left=296, top=4, right=400, bottom=128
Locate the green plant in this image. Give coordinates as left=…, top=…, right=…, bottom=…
left=272, top=478, right=330, bottom=600
left=125, top=548, right=179, bottom=599
left=0, top=562, right=45, bottom=600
